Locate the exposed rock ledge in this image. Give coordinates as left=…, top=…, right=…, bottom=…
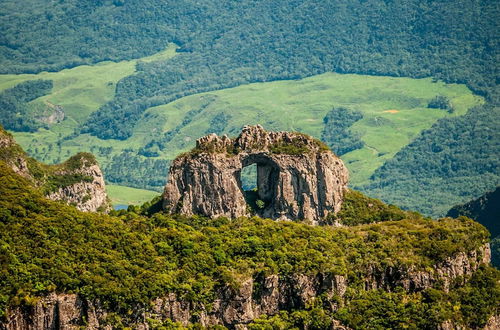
left=0, top=127, right=109, bottom=212
left=45, top=156, right=109, bottom=213
left=2, top=244, right=491, bottom=329
left=163, top=125, right=348, bottom=224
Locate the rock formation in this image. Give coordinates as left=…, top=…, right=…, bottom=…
left=44, top=153, right=110, bottom=212
left=1, top=244, right=493, bottom=329
left=163, top=125, right=348, bottom=224
left=0, top=126, right=109, bottom=212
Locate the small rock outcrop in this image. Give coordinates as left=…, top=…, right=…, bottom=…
left=45, top=153, right=110, bottom=212
left=0, top=126, right=109, bottom=212
left=163, top=125, right=348, bottom=224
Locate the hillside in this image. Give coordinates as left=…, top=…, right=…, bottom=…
left=0, top=0, right=498, bottom=214
left=0, top=153, right=498, bottom=328
left=447, top=187, right=500, bottom=268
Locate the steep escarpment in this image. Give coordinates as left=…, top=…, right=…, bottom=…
left=0, top=125, right=109, bottom=212
left=447, top=187, right=500, bottom=269
left=163, top=125, right=348, bottom=224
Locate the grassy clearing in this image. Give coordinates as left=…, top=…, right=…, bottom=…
left=106, top=184, right=159, bottom=207
left=6, top=70, right=482, bottom=189
left=0, top=43, right=177, bottom=132
left=140, top=73, right=482, bottom=185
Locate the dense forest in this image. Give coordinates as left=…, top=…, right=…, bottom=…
left=1, top=160, right=498, bottom=328
left=0, top=0, right=498, bottom=216
left=447, top=187, right=500, bottom=268
left=321, top=107, right=364, bottom=156
left=361, top=104, right=500, bottom=216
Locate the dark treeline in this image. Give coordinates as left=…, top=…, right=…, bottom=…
left=321, top=107, right=364, bottom=156
left=104, top=152, right=169, bottom=191
left=362, top=104, right=500, bottom=217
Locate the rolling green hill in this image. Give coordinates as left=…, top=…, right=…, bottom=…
left=3, top=69, right=482, bottom=197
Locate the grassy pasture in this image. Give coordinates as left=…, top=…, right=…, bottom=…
left=141, top=73, right=482, bottom=185
left=106, top=184, right=159, bottom=207
left=2, top=64, right=482, bottom=203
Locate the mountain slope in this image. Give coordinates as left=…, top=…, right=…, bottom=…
left=1, top=0, right=498, bottom=216
left=0, top=125, right=109, bottom=212
left=447, top=187, right=500, bottom=268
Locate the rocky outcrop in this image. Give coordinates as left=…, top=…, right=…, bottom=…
left=45, top=154, right=110, bottom=212
left=2, top=274, right=348, bottom=329
left=0, top=128, right=31, bottom=179
left=2, top=245, right=491, bottom=329
left=364, top=243, right=491, bottom=292
left=0, top=126, right=109, bottom=212
left=163, top=125, right=348, bottom=224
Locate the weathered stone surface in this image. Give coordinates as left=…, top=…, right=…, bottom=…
left=4, top=294, right=85, bottom=330
left=46, top=156, right=110, bottom=212
left=1, top=243, right=492, bottom=329
left=163, top=125, right=349, bottom=224
left=2, top=244, right=492, bottom=330
left=364, top=243, right=491, bottom=293
left=0, top=127, right=109, bottom=212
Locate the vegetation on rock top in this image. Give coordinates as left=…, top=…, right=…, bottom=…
left=0, top=160, right=497, bottom=328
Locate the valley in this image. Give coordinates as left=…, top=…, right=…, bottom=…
left=1, top=64, right=482, bottom=207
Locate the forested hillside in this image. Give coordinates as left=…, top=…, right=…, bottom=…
left=1, top=0, right=498, bottom=215
left=1, top=159, right=498, bottom=328
left=447, top=187, right=500, bottom=268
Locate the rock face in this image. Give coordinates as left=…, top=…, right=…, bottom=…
left=163, top=125, right=348, bottom=224
left=1, top=245, right=492, bottom=329
left=45, top=154, right=110, bottom=212
left=0, top=126, right=109, bottom=212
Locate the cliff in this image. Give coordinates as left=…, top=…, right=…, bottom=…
left=163, top=125, right=348, bottom=224
left=2, top=244, right=493, bottom=329
left=0, top=125, right=109, bottom=212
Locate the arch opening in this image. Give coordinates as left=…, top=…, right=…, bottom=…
left=238, top=155, right=279, bottom=216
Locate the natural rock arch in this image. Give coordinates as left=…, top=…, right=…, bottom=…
left=162, top=125, right=348, bottom=224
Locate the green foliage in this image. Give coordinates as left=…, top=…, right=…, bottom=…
left=206, top=113, right=232, bottom=135
left=428, top=95, right=454, bottom=113
left=249, top=266, right=500, bottom=330
left=269, top=134, right=329, bottom=155
left=7, top=72, right=481, bottom=194
left=0, top=160, right=493, bottom=326
left=0, top=80, right=53, bottom=132
left=104, top=152, right=169, bottom=191
left=362, top=104, right=500, bottom=217
left=46, top=0, right=494, bottom=140
left=447, top=187, right=500, bottom=269
left=333, top=190, right=422, bottom=226
left=268, top=143, right=309, bottom=156
left=0, top=0, right=497, bottom=222
left=334, top=266, right=500, bottom=329
left=321, top=107, right=364, bottom=156
left=447, top=186, right=500, bottom=237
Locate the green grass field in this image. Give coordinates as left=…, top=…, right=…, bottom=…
left=0, top=43, right=178, bottom=134
left=106, top=184, right=159, bottom=207
left=139, top=73, right=482, bottom=185
left=2, top=60, right=483, bottom=203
